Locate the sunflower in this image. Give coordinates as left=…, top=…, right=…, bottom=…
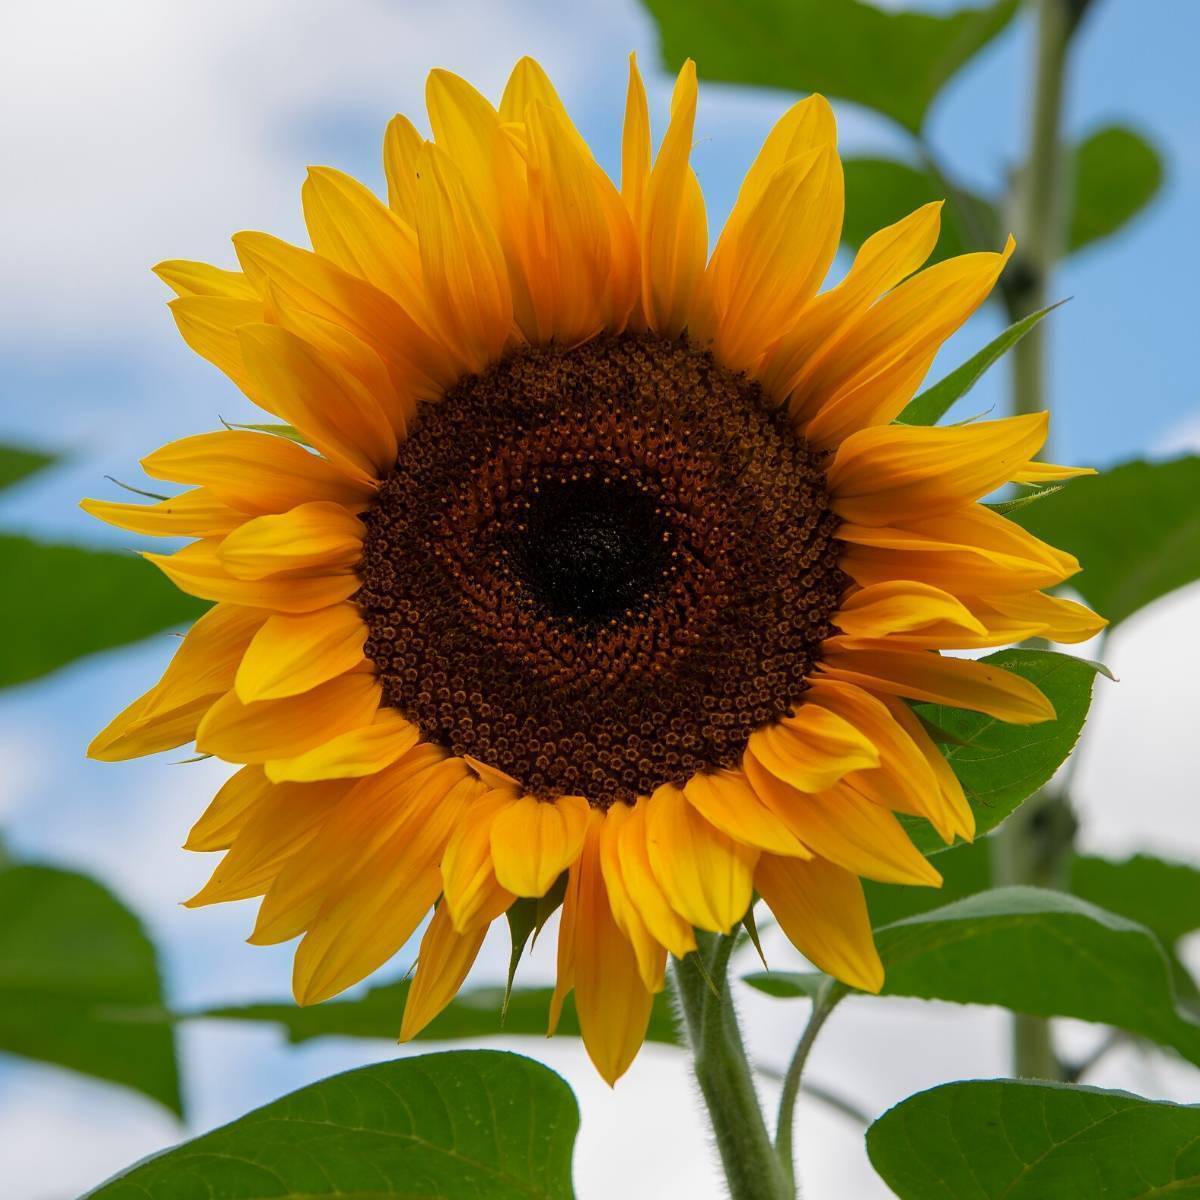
left=84, top=55, right=1104, bottom=1084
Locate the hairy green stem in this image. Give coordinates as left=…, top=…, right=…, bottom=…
left=674, top=933, right=793, bottom=1200
left=993, top=0, right=1080, bottom=1082
left=775, top=980, right=845, bottom=1192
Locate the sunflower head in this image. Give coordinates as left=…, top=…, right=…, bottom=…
left=84, top=54, right=1104, bottom=1084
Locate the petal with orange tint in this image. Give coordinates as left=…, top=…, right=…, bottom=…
left=80, top=488, right=243, bottom=540
left=978, top=590, right=1107, bottom=645
left=821, top=645, right=1055, bottom=724
left=167, top=295, right=262, bottom=395
left=196, top=673, right=381, bottom=763
left=400, top=902, right=490, bottom=1041
left=383, top=113, right=422, bottom=222
left=746, top=704, right=880, bottom=793
left=145, top=539, right=359, bottom=613
left=833, top=580, right=987, bottom=641
left=217, top=501, right=363, bottom=581
left=572, top=815, right=656, bottom=1084
left=828, top=413, right=1049, bottom=526
left=644, top=783, right=756, bottom=933
left=1011, top=461, right=1097, bottom=484
left=154, top=259, right=258, bottom=300
left=265, top=708, right=420, bottom=784
left=140, top=430, right=374, bottom=515
left=185, top=765, right=272, bottom=852
left=613, top=801, right=696, bottom=960
left=620, top=54, right=651, bottom=242
left=756, top=853, right=884, bottom=993
left=599, top=804, right=669, bottom=992
left=683, top=769, right=811, bottom=856
left=490, top=793, right=590, bottom=898
left=441, top=789, right=520, bottom=933
left=236, top=604, right=367, bottom=703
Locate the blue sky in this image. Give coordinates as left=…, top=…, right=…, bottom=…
left=1, top=2, right=1198, bottom=1197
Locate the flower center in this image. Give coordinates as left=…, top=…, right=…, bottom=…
left=357, top=332, right=846, bottom=808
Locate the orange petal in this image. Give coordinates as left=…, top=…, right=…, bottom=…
left=81, top=488, right=243, bottom=540
left=441, top=789, right=520, bottom=933
left=236, top=604, right=367, bottom=703
left=185, top=764, right=272, bottom=851
left=154, top=259, right=258, bottom=300
left=400, top=902, right=489, bottom=1041
left=644, top=783, right=756, bottom=933
left=682, top=768, right=811, bottom=856
left=217, top=501, right=363, bottom=581
left=490, top=793, right=590, bottom=898
left=834, top=580, right=987, bottom=641
left=383, top=112, right=422, bottom=223
left=746, top=703, right=880, bottom=793
left=756, top=853, right=884, bottom=993
left=265, top=708, right=420, bottom=784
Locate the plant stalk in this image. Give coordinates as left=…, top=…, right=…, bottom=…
left=674, top=933, right=793, bottom=1200
left=993, top=0, right=1080, bottom=1082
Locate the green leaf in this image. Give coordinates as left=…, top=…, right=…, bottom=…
left=1071, top=853, right=1200, bottom=950
left=642, top=0, right=1018, bottom=134
left=748, top=886, right=1200, bottom=1066
left=196, top=978, right=683, bottom=1048
left=899, top=303, right=1064, bottom=426
left=1069, top=125, right=1164, bottom=253
left=842, top=158, right=991, bottom=265
left=0, top=861, right=180, bottom=1114
left=1014, top=457, right=1200, bottom=628
left=0, top=443, right=56, bottom=492
left=866, top=839, right=991, bottom=929
left=0, top=535, right=205, bottom=688
left=907, top=650, right=1103, bottom=855
left=88, top=1050, right=578, bottom=1200
left=867, top=1078, right=1200, bottom=1200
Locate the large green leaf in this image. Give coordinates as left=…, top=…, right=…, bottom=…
left=748, top=886, right=1200, bottom=1065
left=899, top=303, right=1062, bottom=427
left=1071, top=853, right=1200, bottom=948
left=842, top=158, right=992, bottom=265
left=908, top=650, right=1103, bottom=854
left=0, top=443, right=55, bottom=492
left=643, top=0, right=1018, bottom=134
left=1015, top=457, right=1200, bottom=627
left=0, top=862, right=180, bottom=1114
left=867, top=1079, right=1200, bottom=1200
left=88, top=1050, right=577, bottom=1200
left=198, top=978, right=683, bottom=1048
left=0, top=535, right=204, bottom=688
left=1069, top=125, right=1164, bottom=253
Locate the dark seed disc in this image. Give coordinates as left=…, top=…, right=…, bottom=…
left=357, top=331, right=846, bottom=808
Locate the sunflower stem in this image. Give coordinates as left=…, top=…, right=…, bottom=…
left=774, top=978, right=845, bottom=1193
left=993, top=0, right=1086, bottom=1082
left=674, top=932, right=794, bottom=1200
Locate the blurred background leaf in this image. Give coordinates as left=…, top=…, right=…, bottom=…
left=867, top=1078, right=1200, bottom=1199
left=0, top=443, right=56, bottom=492
left=0, top=861, right=180, bottom=1114
left=1068, top=125, right=1164, bottom=252
left=643, top=0, right=1018, bottom=134
left=0, top=536, right=205, bottom=689
left=1015, top=457, right=1200, bottom=627
left=747, top=886, right=1200, bottom=1065
left=90, top=1050, right=578, bottom=1200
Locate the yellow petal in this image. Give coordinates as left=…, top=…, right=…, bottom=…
left=414, top=141, right=514, bottom=372
left=251, top=746, right=455, bottom=944
left=746, top=703, right=880, bottom=793
left=383, top=112, right=422, bottom=222
left=81, top=488, right=243, bottom=539
left=621, top=53, right=651, bottom=248
left=145, top=539, right=359, bottom=613
left=168, top=295, right=263, bottom=395
left=744, top=754, right=940, bottom=887
left=89, top=604, right=265, bottom=761
left=301, top=166, right=424, bottom=307
left=599, top=804, right=670, bottom=992
left=217, top=501, right=363, bottom=581
left=140, top=430, right=374, bottom=514
left=801, top=238, right=1015, bottom=445
left=291, top=774, right=478, bottom=1004
left=829, top=412, right=1049, bottom=526
left=233, top=230, right=453, bottom=401
left=185, top=764, right=271, bottom=851
left=237, top=323, right=396, bottom=479
left=185, top=777, right=348, bottom=906
left=613, top=801, right=696, bottom=960
left=977, top=590, right=1107, bottom=645
left=683, top=769, right=811, bottom=856
left=732, top=92, right=837, bottom=217
left=1011, top=461, right=1097, bottom=484
left=441, top=789, right=520, bottom=933
left=196, top=673, right=381, bottom=763
left=834, top=580, right=988, bottom=640
left=236, top=604, right=367, bottom=703
left=697, top=138, right=842, bottom=371
left=490, top=793, right=590, bottom=898
left=644, top=783, right=756, bottom=934
left=499, top=56, right=574, bottom=128
left=756, top=853, right=884, bottom=993
left=639, top=60, right=707, bottom=338
left=154, top=259, right=258, bottom=300
left=266, top=708, right=420, bottom=784
left=821, top=645, right=1055, bottom=724
left=760, top=202, right=943, bottom=404
left=572, top=814, right=656, bottom=1085
left=400, top=902, right=489, bottom=1041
